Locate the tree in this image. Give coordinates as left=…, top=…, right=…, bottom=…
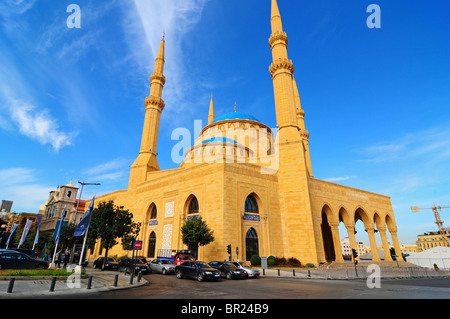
left=88, top=201, right=140, bottom=270
left=181, top=217, right=214, bottom=259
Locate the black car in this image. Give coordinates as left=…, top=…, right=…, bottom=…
left=209, top=261, right=248, bottom=279
left=93, top=257, right=119, bottom=270
left=118, top=257, right=151, bottom=275
left=0, top=250, right=49, bottom=270
left=175, top=261, right=221, bottom=282
left=6, top=248, right=37, bottom=259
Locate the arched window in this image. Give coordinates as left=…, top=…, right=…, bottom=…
left=245, top=194, right=259, bottom=213
left=150, top=205, right=157, bottom=219
left=148, top=231, right=156, bottom=258
left=245, top=228, right=259, bottom=261
left=188, top=196, right=199, bottom=214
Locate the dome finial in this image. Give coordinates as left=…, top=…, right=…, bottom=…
left=234, top=102, right=237, bottom=113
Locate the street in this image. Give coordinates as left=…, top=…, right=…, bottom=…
left=57, top=271, right=450, bottom=299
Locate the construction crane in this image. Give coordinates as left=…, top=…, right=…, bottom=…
left=411, top=203, right=449, bottom=247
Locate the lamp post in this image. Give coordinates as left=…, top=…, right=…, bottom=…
left=73, top=182, right=101, bottom=224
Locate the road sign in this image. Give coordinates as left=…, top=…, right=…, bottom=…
left=133, top=240, right=143, bottom=250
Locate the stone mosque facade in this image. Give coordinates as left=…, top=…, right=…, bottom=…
left=88, top=0, right=404, bottom=265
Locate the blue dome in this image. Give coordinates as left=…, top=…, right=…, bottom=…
left=202, top=137, right=240, bottom=144
left=211, top=112, right=261, bottom=124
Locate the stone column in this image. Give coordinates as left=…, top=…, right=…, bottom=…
left=377, top=226, right=393, bottom=261
left=389, top=228, right=404, bottom=261
left=346, top=223, right=359, bottom=261
left=330, top=222, right=344, bottom=263
left=366, top=225, right=380, bottom=262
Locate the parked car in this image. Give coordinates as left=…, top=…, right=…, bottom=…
left=6, top=248, right=36, bottom=259
left=0, top=250, right=49, bottom=270
left=175, top=261, right=221, bottom=282
left=93, top=257, right=119, bottom=270
left=149, top=258, right=176, bottom=275
left=209, top=261, right=248, bottom=279
left=118, top=257, right=151, bottom=275
left=230, top=261, right=260, bottom=278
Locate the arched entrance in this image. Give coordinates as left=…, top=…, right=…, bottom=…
left=148, top=231, right=156, bottom=258
left=245, top=228, right=259, bottom=261
left=321, top=206, right=336, bottom=262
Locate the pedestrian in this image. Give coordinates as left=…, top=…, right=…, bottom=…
left=56, top=250, right=62, bottom=268
left=64, top=250, right=70, bottom=268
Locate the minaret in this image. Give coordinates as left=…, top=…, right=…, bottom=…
left=208, top=93, right=215, bottom=124
left=293, top=77, right=313, bottom=177
left=129, top=34, right=166, bottom=188
left=269, top=0, right=319, bottom=264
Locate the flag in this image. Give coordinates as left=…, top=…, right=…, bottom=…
left=74, top=196, right=95, bottom=237
left=18, top=219, right=33, bottom=248
left=34, top=214, right=42, bottom=245
left=54, top=208, right=66, bottom=245
left=6, top=224, right=18, bottom=248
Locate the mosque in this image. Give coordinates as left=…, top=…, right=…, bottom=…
left=88, top=0, right=404, bottom=265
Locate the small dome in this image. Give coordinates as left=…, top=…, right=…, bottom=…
left=211, top=112, right=262, bottom=124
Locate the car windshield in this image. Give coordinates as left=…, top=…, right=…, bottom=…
left=196, top=262, right=211, bottom=268
left=223, top=262, right=237, bottom=268
left=107, top=258, right=116, bottom=262
left=160, top=260, right=171, bottom=264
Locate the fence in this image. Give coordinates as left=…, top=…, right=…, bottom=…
left=260, top=265, right=450, bottom=280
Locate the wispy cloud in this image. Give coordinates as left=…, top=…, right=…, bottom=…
left=0, top=167, right=53, bottom=213
left=122, top=0, right=210, bottom=119
left=6, top=99, right=75, bottom=152
left=83, top=158, right=131, bottom=182
left=323, top=176, right=355, bottom=183
left=358, top=125, right=450, bottom=164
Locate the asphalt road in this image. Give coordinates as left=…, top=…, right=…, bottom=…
left=67, top=272, right=450, bottom=300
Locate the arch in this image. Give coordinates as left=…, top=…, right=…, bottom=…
left=245, top=227, right=259, bottom=261
left=186, top=195, right=199, bottom=215
left=147, top=203, right=157, bottom=220
left=150, top=204, right=157, bottom=220
left=148, top=231, right=156, bottom=258
left=321, top=205, right=336, bottom=262
left=354, top=206, right=371, bottom=226
left=245, top=193, right=259, bottom=213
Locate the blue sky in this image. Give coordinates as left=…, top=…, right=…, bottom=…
left=0, top=0, right=449, bottom=246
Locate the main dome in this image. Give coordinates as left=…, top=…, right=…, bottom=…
left=211, top=112, right=262, bottom=124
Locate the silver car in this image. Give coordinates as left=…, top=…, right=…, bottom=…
left=149, top=258, right=176, bottom=275
left=231, top=261, right=260, bottom=278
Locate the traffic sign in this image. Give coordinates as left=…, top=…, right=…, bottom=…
left=133, top=240, right=143, bottom=250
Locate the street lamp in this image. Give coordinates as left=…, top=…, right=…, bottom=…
left=73, top=182, right=101, bottom=224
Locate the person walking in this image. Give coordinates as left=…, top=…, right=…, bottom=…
left=56, top=250, right=62, bottom=268
left=64, top=250, right=70, bottom=268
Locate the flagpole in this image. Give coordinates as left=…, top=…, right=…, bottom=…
left=76, top=195, right=96, bottom=273
left=50, top=206, right=66, bottom=269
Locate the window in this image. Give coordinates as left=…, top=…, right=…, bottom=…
left=188, top=196, right=199, bottom=214
left=245, top=194, right=259, bottom=213
left=150, top=205, right=157, bottom=219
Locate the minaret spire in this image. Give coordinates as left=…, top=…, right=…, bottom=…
left=129, top=33, right=166, bottom=188
left=269, top=0, right=317, bottom=263
left=271, top=0, right=283, bottom=33
left=208, top=93, right=215, bottom=124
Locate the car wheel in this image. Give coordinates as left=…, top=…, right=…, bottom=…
left=197, top=273, right=205, bottom=282
left=162, top=268, right=167, bottom=275
left=176, top=270, right=183, bottom=279
left=226, top=272, right=232, bottom=280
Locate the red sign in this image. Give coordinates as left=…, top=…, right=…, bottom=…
left=133, top=241, right=143, bottom=250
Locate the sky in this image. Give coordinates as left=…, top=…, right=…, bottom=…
left=0, top=0, right=449, bottom=246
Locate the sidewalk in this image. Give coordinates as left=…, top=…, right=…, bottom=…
left=0, top=266, right=148, bottom=298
